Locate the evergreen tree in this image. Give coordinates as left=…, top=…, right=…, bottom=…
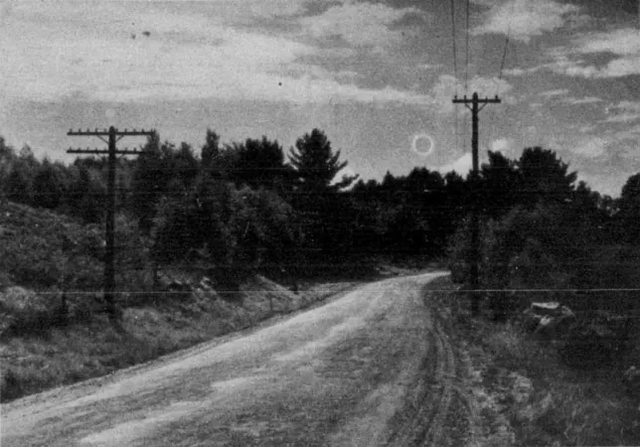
left=616, top=173, right=640, bottom=242
left=32, top=159, right=66, bottom=209
left=201, top=129, right=220, bottom=170
left=480, top=151, right=520, bottom=218
left=226, top=137, right=292, bottom=192
left=132, top=132, right=165, bottom=232
left=288, top=129, right=358, bottom=194
left=517, top=146, right=577, bottom=207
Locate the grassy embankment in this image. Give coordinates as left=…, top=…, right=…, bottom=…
left=0, top=201, right=359, bottom=403
left=425, top=275, right=640, bottom=447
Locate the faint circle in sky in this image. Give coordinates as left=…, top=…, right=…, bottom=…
left=105, top=108, right=116, bottom=120
left=411, top=134, right=435, bottom=157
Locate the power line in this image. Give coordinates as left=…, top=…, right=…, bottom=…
left=498, top=0, right=516, bottom=91
left=465, top=0, right=470, bottom=92
left=450, top=0, right=458, bottom=95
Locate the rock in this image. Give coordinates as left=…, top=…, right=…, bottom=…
left=199, top=277, right=214, bottom=291
left=510, top=373, right=533, bottom=405
left=523, top=302, right=576, bottom=339
left=530, top=302, right=564, bottom=316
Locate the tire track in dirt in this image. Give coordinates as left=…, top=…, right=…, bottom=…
left=423, top=312, right=457, bottom=446
left=386, top=301, right=457, bottom=447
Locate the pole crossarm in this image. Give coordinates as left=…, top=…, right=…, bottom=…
left=452, top=94, right=501, bottom=105
left=67, top=149, right=140, bottom=155
left=66, top=125, right=151, bottom=321
left=67, top=128, right=155, bottom=136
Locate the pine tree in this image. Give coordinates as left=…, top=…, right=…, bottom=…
left=288, top=129, right=358, bottom=194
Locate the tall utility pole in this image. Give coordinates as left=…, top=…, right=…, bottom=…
left=67, top=126, right=155, bottom=319
left=453, top=92, right=501, bottom=316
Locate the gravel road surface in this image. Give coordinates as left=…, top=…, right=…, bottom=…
left=1, top=272, right=456, bottom=446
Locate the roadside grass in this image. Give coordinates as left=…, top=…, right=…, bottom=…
left=425, top=275, right=640, bottom=447
left=0, top=275, right=358, bottom=404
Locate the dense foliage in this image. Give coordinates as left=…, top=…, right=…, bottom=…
left=1, top=129, right=639, bottom=319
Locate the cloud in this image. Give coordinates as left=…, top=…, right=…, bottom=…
left=576, top=28, right=640, bottom=56
left=431, top=74, right=513, bottom=114
left=503, top=66, right=542, bottom=76
left=539, top=89, right=569, bottom=98
left=601, top=101, right=640, bottom=123
left=610, top=101, right=640, bottom=113
left=491, top=138, right=513, bottom=155
left=300, top=2, right=423, bottom=49
left=472, top=0, right=580, bottom=43
left=331, top=165, right=357, bottom=186
left=439, top=153, right=473, bottom=176
left=579, top=124, right=596, bottom=133
left=561, top=96, right=602, bottom=105
left=0, top=3, right=434, bottom=106
left=570, top=137, right=608, bottom=158
left=547, top=28, right=640, bottom=78
left=602, top=113, right=640, bottom=124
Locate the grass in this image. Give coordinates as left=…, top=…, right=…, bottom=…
left=0, top=272, right=359, bottom=404
left=425, top=275, right=640, bottom=447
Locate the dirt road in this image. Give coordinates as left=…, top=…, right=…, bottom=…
left=1, top=272, right=457, bottom=446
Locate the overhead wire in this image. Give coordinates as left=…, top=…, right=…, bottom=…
left=464, top=0, right=471, bottom=155
left=497, top=0, right=516, bottom=94
left=465, top=0, right=470, bottom=93
left=450, top=0, right=459, bottom=95
left=450, top=0, right=461, bottom=154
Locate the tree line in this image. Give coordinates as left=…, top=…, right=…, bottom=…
left=2, top=129, right=640, bottom=306
left=0, top=129, right=465, bottom=282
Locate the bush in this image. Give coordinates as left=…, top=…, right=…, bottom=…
left=449, top=204, right=594, bottom=319
left=0, top=287, right=69, bottom=338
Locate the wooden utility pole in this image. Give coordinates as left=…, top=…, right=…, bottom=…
left=453, top=92, right=501, bottom=316
left=67, top=126, right=155, bottom=319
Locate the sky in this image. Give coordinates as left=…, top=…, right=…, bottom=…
left=0, top=0, right=638, bottom=196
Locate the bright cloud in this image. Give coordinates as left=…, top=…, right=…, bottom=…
left=439, top=153, right=473, bottom=175
left=571, top=137, right=608, bottom=157
left=601, top=101, right=640, bottom=123
left=301, top=2, right=423, bottom=49
left=473, top=0, right=581, bottom=43
left=547, top=28, right=640, bottom=78
left=491, top=138, right=513, bottom=155
left=0, top=2, right=433, bottom=106
left=576, top=28, right=640, bottom=56
left=561, top=96, right=602, bottom=105
left=539, top=89, right=569, bottom=98
left=602, top=113, right=640, bottom=124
